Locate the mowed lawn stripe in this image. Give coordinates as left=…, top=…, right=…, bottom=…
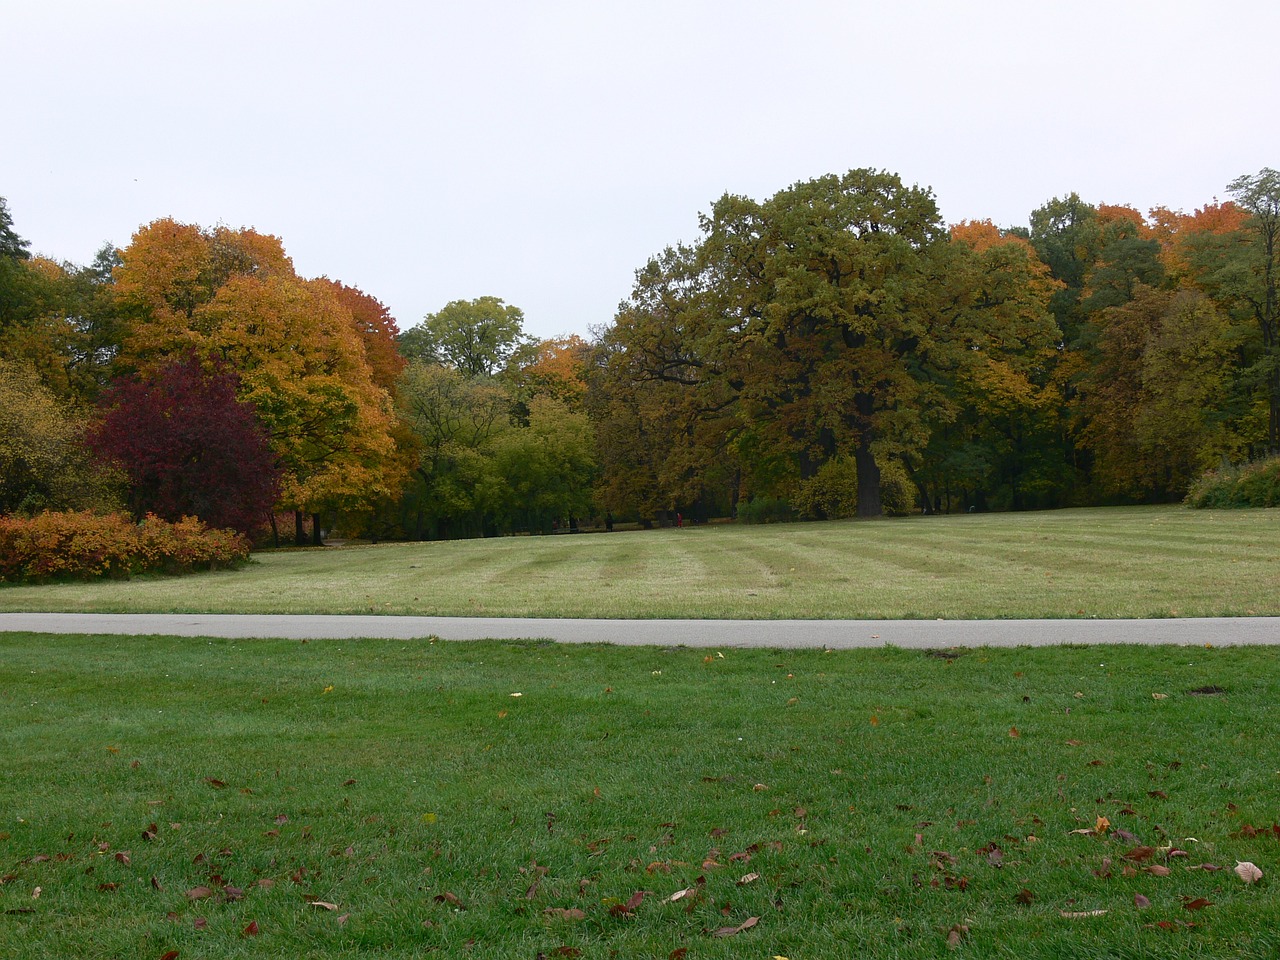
left=2, top=505, right=1279, bottom=618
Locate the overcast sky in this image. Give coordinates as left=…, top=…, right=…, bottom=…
left=7, top=0, right=1277, bottom=341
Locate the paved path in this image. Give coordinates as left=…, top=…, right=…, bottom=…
left=0, top=613, right=1276, bottom=647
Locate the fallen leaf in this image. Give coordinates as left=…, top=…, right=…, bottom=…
left=1187, top=863, right=1222, bottom=872
left=946, top=923, right=969, bottom=948
left=159, top=951, right=180, bottom=960
left=222, top=886, right=244, bottom=902
left=737, top=872, right=760, bottom=885
left=1152, top=693, right=1168, bottom=700
left=309, top=901, right=339, bottom=911
left=1182, top=897, right=1212, bottom=911
left=1060, top=909, right=1108, bottom=918
left=1123, top=846, right=1156, bottom=863
left=193, top=918, right=207, bottom=930
left=434, top=891, right=465, bottom=909
left=1145, top=865, right=1171, bottom=877
left=1134, top=893, right=1151, bottom=909
left=202, top=778, right=226, bottom=789
left=336, top=914, right=349, bottom=925
left=1008, top=726, right=1020, bottom=738
left=1096, top=816, right=1110, bottom=835
left=666, top=887, right=697, bottom=902
left=115, top=851, right=131, bottom=865
left=610, top=890, right=648, bottom=916
left=185, top=886, right=214, bottom=901
left=241, top=920, right=259, bottom=937
left=550, top=949, right=581, bottom=958
left=1235, top=861, right=1264, bottom=884
left=711, top=915, right=759, bottom=937
left=1014, top=888, right=1035, bottom=905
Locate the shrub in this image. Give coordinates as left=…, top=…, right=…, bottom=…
left=737, top=496, right=794, bottom=524
left=0, top=511, right=250, bottom=583
left=784, top=456, right=917, bottom=521
left=1186, top=457, right=1280, bottom=509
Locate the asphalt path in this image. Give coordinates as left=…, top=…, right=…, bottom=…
left=0, top=613, right=1277, bottom=647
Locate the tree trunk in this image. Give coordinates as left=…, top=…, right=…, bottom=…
left=854, top=438, right=882, bottom=518
left=311, top=512, right=323, bottom=546
left=294, top=510, right=306, bottom=547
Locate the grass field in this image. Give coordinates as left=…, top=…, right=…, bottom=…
left=1, top=634, right=1277, bottom=959
left=2, top=506, right=1280, bottom=620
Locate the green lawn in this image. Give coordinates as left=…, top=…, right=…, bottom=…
left=1, top=635, right=1277, bottom=958
left=3, top=506, right=1280, bottom=619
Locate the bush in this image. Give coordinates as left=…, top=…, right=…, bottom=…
left=0, top=511, right=250, bottom=583
left=1186, top=457, right=1280, bottom=509
left=737, top=496, right=794, bottom=524
left=788, top=456, right=917, bottom=520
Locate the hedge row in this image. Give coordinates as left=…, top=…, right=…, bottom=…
left=0, top=511, right=250, bottom=583
left=1186, top=457, right=1280, bottom=509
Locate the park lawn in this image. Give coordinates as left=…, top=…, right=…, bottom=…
left=2, top=505, right=1280, bottom=620
left=1, top=634, right=1278, bottom=959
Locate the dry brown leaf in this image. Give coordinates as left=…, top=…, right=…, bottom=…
left=1060, top=909, right=1108, bottom=918
left=1123, top=846, right=1156, bottom=863
left=241, top=920, right=259, bottom=937
left=946, top=923, right=969, bottom=948
left=185, top=886, right=214, bottom=901
left=711, top=915, right=759, bottom=937
left=1134, top=893, right=1151, bottom=909
left=309, top=901, right=339, bottom=911
left=666, top=887, right=696, bottom=902
left=737, top=872, right=760, bottom=886
left=1182, top=897, right=1212, bottom=911
left=1145, top=864, right=1171, bottom=877
left=1235, top=861, right=1264, bottom=884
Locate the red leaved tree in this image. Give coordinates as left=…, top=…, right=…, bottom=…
left=87, top=354, right=280, bottom=535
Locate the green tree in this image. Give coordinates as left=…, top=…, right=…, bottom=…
left=399, top=297, right=531, bottom=378
left=395, top=361, right=509, bottom=539
left=484, top=397, right=596, bottom=534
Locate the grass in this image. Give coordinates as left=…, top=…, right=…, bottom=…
left=3, top=505, right=1280, bottom=619
left=1, top=634, right=1278, bottom=958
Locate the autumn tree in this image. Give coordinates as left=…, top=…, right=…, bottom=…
left=112, top=219, right=401, bottom=541
left=0, top=358, right=118, bottom=514
left=87, top=354, right=281, bottom=534
left=399, top=297, right=532, bottom=378
left=313, top=278, right=406, bottom=392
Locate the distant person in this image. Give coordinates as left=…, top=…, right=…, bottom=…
left=676, top=512, right=683, bottom=528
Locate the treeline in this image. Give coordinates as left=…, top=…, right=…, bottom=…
left=592, top=168, right=1280, bottom=520
left=0, top=166, right=1276, bottom=543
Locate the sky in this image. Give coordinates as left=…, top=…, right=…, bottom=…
left=6, top=0, right=1278, bottom=342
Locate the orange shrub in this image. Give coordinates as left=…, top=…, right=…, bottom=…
left=0, top=511, right=250, bottom=583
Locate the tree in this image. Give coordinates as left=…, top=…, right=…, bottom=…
left=0, top=358, right=118, bottom=514
left=484, top=397, right=597, bottom=533
left=87, top=354, right=280, bottom=534
left=395, top=361, right=510, bottom=539
left=694, top=170, right=959, bottom=517
left=1225, top=168, right=1280, bottom=451
left=314, top=278, right=406, bottom=392
left=112, top=220, right=402, bottom=539
left=399, top=296, right=531, bottom=378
